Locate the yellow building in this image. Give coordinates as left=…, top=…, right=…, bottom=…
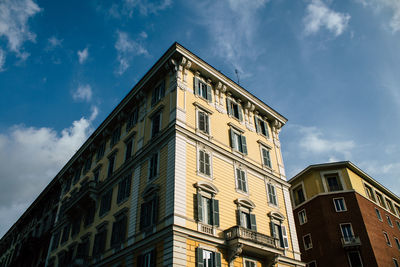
left=289, top=161, right=400, bottom=267
left=0, top=43, right=304, bottom=267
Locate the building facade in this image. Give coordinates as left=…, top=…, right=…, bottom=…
left=0, top=43, right=304, bottom=267
left=289, top=161, right=400, bottom=267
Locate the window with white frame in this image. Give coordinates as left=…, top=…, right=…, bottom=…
left=196, top=247, right=221, bottom=267
left=387, top=214, right=393, bottom=227
left=151, top=112, right=161, bottom=138
left=194, top=77, right=212, bottom=102
left=244, top=258, right=256, bottom=267
left=340, top=223, right=355, bottom=243
left=324, top=173, right=343, bottom=192
left=269, top=211, right=288, bottom=249
left=255, top=116, right=269, bottom=137
left=230, top=128, right=247, bottom=154
left=267, top=183, right=278, bottom=206
left=148, top=152, right=159, bottom=180
left=195, top=181, right=219, bottom=229
left=347, top=251, right=363, bottom=267
left=375, top=208, right=382, bottom=221
left=226, top=98, right=243, bottom=121
left=198, top=149, right=211, bottom=177
left=298, top=209, right=307, bottom=225
left=384, top=231, right=391, bottom=246
left=261, top=146, right=272, bottom=168
left=386, top=198, right=396, bottom=214
left=151, top=80, right=165, bottom=106
left=197, top=110, right=210, bottom=134
left=235, top=168, right=248, bottom=193
left=364, top=184, right=375, bottom=202
left=396, top=205, right=400, bottom=217
left=376, top=192, right=386, bottom=208
left=303, top=234, right=312, bottom=250
left=236, top=198, right=257, bottom=231
left=333, top=198, right=347, bottom=212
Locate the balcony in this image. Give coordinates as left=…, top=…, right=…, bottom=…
left=224, top=226, right=283, bottom=259
left=341, top=236, right=361, bottom=249
left=64, top=180, right=98, bottom=216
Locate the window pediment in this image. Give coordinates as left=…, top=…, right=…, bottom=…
left=194, top=181, right=219, bottom=195
left=142, top=183, right=160, bottom=198
left=235, top=198, right=256, bottom=210
left=268, top=211, right=285, bottom=222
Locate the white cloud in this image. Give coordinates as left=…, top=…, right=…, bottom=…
left=191, top=0, right=268, bottom=75
left=115, top=31, right=149, bottom=75
left=46, top=36, right=63, bottom=50
left=358, top=0, right=400, bottom=33
left=72, top=84, right=93, bottom=102
left=0, top=48, right=6, bottom=71
left=0, top=108, right=98, bottom=237
left=110, top=0, right=172, bottom=17
left=0, top=0, right=41, bottom=58
left=78, top=47, right=89, bottom=64
left=304, top=0, right=351, bottom=37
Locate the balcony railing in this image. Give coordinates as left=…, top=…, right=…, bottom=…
left=224, top=226, right=277, bottom=248
left=341, top=236, right=361, bottom=248
left=64, top=180, right=98, bottom=215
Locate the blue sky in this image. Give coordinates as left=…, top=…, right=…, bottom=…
left=1, top=0, right=400, bottom=237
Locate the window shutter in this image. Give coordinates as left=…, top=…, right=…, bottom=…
left=212, top=199, right=219, bottom=227
left=241, top=135, right=247, bottom=154
left=264, top=121, right=270, bottom=137
left=282, top=226, right=289, bottom=248
left=255, top=117, right=261, bottom=133
left=197, top=193, right=203, bottom=222
left=194, top=77, right=200, bottom=95
left=204, top=114, right=209, bottom=133
left=238, top=105, right=243, bottom=121
left=236, top=210, right=241, bottom=226
left=160, top=80, right=165, bottom=98
left=196, top=247, right=204, bottom=267
left=199, top=112, right=205, bottom=132
left=270, top=222, right=276, bottom=238
left=152, top=196, right=159, bottom=224
left=226, top=98, right=232, bottom=115
left=206, top=84, right=212, bottom=102
left=199, top=150, right=205, bottom=174
left=229, top=129, right=236, bottom=149
left=250, top=214, right=257, bottom=231
left=140, top=203, right=145, bottom=230
left=214, top=252, right=222, bottom=267
left=126, top=176, right=131, bottom=198
left=205, top=152, right=210, bottom=176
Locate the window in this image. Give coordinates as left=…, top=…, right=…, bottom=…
left=138, top=249, right=156, bottom=267
left=83, top=156, right=92, bottom=173
left=196, top=248, right=221, bottom=267
left=111, top=211, right=127, bottom=247
left=151, top=112, right=161, bottom=137
left=324, top=174, right=343, bottom=192
left=238, top=209, right=256, bottom=230
left=197, top=194, right=219, bottom=226
left=230, top=128, right=247, bottom=154
left=126, top=107, right=138, bottom=131
left=194, top=77, right=212, bottom=102
left=244, top=259, right=256, bottom=267
left=255, top=117, right=269, bottom=137
left=394, top=258, right=399, bottom=267
left=333, top=198, right=347, bottom=212
left=384, top=232, right=392, bottom=246
left=117, top=175, right=131, bottom=204
left=71, top=217, right=81, bottom=237
left=140, top=196, right=158, bottom=230
left=298, top=209, right=307, bottom=225
left=293, top=185, right=306, bottom=206
left=151, top=80, right=165, bottom=106
left=397, top=221, right=400, bottom=231
left=73, top=168, right=81, bottom=185
left=376, top=192, right=386, bottom=208
left=96, top=142, right=105, bottom=161
left=125, top=138, right=134, bottom=160
left=267, top=183, right=278, bottom=206
left=375, top=208, right=382, bottom=221
left=148, top=152, right=159, bottom=179
left=364, top=184, right=375, bottom=201
left=198, top=110, right=210, bottom=134
left=110, top=126, right=121, bottom=148
left=261, top=147, right=272, bottom=168
left=198, top=149, right=211, bottom=176
left=347, top=251, right=363, bottom=267
left=271, top=222, right=289, bottom=248
left=93, top=225, right=107, bottom=257
left=107, top=152, right=116, bottom=178
left=76, top=236, right=90, bottom=262
left=396, top=205, right=400, bottom=217
left=64, top=177, right=72, bottom=194
left=307, top=261, right=317, bottom=267
left=99, top=189, right=113, bottom=217
left=84, top=204, right=95, bottom=227
left=395, top=237, right=400, bottom=250
left=387, top=215, right=394, bottom=227
left=51, top=231, right=61, bottom=251
left=61, top=223, right=71, bottom=244
left=387, top=198, right=396, bottom=214
left=235, top=168, right=248, bottom=193
left=226, top=98, right=243, bottom=121
left=340, top=224, right=355, bottom=243
left=303, top=234, right=312, bottom=250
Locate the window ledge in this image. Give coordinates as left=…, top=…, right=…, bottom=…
left=193, top=101, right=214, bottom=114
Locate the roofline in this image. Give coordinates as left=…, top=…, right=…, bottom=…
left=288, top=161, right=400, bottom=204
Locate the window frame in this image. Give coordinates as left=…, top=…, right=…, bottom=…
left=151, top=79, right=165, bottom=106
left=292, top=183, right=306, bottom=206
left=376, top=192, right=386, bottom=208
left=384, top=231, right=392, bottom=246
left=107, top=151, right=117, bottom=179
left=260, top=144, right=272, bottom=168
left=126, top=107, right=139, bottom=132
left=124, top=135, right=134, bottom=161
left=254, top=115, right=269, bottom=138
left=148, top=151, right=160, bottom=180
left=193, top=76, right=213, bottom=102
left=267, top=182, right=278, bottom=207
left=195, top=181, right=219, bottom=233
left=303, top=233, right=313, bottom=250
left=243, top=258, right=257, bottom=267
left=306, top=261, right=317, bottom=267
left=110, top=209, right=128, bottom=248
left=387, top=214, right=394, bottom=227
left=298, top=209, right=307, bottom=225
left=320, top=171, right=344, bottom=192
left=375, top=208, right=383, bottom=221
left=364, top=183, right=376, bottom=202
left=226, top=97, right=243, bottom=121
left=197, top=147, right=212, bottom=178
left=235, top=167, right=248, bottom=194
left=229, top=126, right=247, bottom=154
left=394, top=258, right=399, bottom=267
left=340, top=223, right=355, bottom=243
left=150, top=111, right=162, bottom=138
left=99, top=188, right=113, bottom=217
left=347, top=251, right=363, bottom=267
left=394, top=237, right=400, bottom=250
left=117, top=175, right=131, bottom=204
left=333, top=197, right=347, bottom=212
left=196, top=247, right=221, bottom=267
left=110, top=126, right=121, bottom=148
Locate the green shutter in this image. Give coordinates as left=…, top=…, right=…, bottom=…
left=282, top=226, right=289, bottom=248
left=264, top=121, right=270, bottom=137
left=214, top=252, right=221, bottom=267
left=197, top=193, right=203, bottom=222
left=212, top=199, right=219, bottom=227
left=206, top=84, right=212, bottom=102
left=226, top=98, right=232, bottom=115
left=238, top=104, right=243, bottom=121
left=230, top=129, right=236, bottom=149
left=255, top=117, right=260, bottom=133
left=236, top=210, right=241, bottom=226
left=250, top=214, right=257, bottom=231
left=196, top=247, right=204, bottom=267
left=194, top=77, right=200, bottom=95
left=241, top=135, right=247, bottom=154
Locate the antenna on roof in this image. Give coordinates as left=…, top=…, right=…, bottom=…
left=235, top=69, right=240, bottom=85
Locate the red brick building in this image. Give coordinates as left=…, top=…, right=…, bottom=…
left=289, top=161, right=400, bottom=267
